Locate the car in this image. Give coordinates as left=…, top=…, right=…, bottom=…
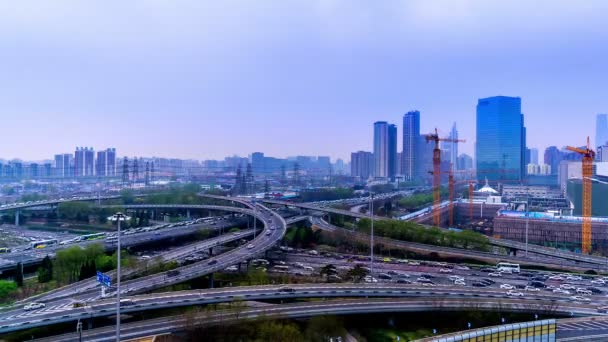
left=525, top=286, right=540, bottom=292
left=387, top=270, right=399, bottom=276
left=265, top=230, right=272, bottom=236
left=553, top=288, right=571, bottom=295
left=167, top=270, right=180, bottom=277
left=454, top=280, right=466, bottom=286
left=225, top=266, right=238, bottom=272
left=377, top=273, right=392, bottom=280
left=278, top=286, right=295, bottom=293
left=591, top=279, right=606, bottom=285
left=364, top=276, right=378, bottom=283
left=597, top=306, right=608, bottom=313
left=439, top=268, right=452, bottom=273
left=408, top=261, right=420, bottom=266
left=472, top=282, right=486, bottom=287
left=506, top=290, right=524, bottom=297
left=482, top=278, right=496, bottom=285
left=548, top=275, right=564, bottom=281
left=207, top=260, right=218, bottom=265
left=577, top=288, right=592, bottom=295
left=567, top=275, right=582, bottom=281
left=247, top=244, right=254, bottom=249
left=120, top=299, right=135, bottom=306
left=449, top=275, right=464, bottom=281
left=24, top=302, right=45, bottom=311
left=570, top=296, right=591, bottom=302
left=561, top=284, right=576, bottom=290
left=397, top=279, right=412, bottom=284
left=455, top=265, right=470, bottom=270
left=529, top=281, right=546, bottom=288
left=588, top=287, right=603, bottom=295
left=500, top=284, right=515, bottom=290
left=488, top=272, right=502, bottom=277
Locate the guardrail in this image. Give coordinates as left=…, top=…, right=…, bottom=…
left=417, top=319, right=556, bottom=342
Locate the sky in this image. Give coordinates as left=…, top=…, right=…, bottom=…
left=1, top=0, right=607, bottom=162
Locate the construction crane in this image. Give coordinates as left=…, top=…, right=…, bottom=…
left=425, top=128, right=465, bottom=227
left=566, top=137, right=595, bottom=254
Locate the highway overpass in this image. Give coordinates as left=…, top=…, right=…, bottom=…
left=310, top=217, right=602, bottom=272
left=30, top=295, right=599, bottom=342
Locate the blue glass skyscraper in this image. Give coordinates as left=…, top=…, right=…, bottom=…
left=476, top=96, right=526, bottom=183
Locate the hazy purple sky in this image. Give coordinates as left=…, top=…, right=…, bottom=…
left=1, top=1, right=607, bottom=162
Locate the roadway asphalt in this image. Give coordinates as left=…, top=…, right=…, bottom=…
left=1, top=279, right=605, bottom=335
left=15, top=228, right=256, bottom=306
left=0, top=202, right=287, bottom=333
left=309, top=217, right=602, bottom=272
left=30, top=296, right=599, bottom=342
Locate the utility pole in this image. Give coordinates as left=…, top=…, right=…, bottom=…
left=369, top=192, right=374, bottom=277
left=109, top=212, right=129, bottom=342
left=76, top=320, right=82, bottom=342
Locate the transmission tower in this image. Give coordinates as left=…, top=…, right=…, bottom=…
left=145, top=162, right=150, bottom=186
left=132, top=158, right=139, bottom=183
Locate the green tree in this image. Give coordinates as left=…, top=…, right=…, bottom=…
left=255, top=321, right=303, bottom=342
left=0, top=280, right=17, bottom=301
left=57, top=201, right=92, bottom=222
left=319, top=264, right=337, bottom=282
left=305, top=316, right=346, bottom=341
left=346, top=264, right=369, bottom=282
left=14, top=262, right=23, bottom=287
left=37, top=255, right=53, bottom=283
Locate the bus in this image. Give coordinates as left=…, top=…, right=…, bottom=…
left=0, top=248, right=11, bottom=253
left=30, top=239, right=58, bottom=249
left=80, top=233, right=106, bottom=241
left=497, top=262, right=520, bottom=273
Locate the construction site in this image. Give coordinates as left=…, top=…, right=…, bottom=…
left=416, top=133, right=607, bottom=254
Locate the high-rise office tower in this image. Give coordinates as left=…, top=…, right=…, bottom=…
left=544, top=146, right=562, bottom=175
left=351, top=151, right=374, bottom=180
left=596, top=114, right=608, bottom=149
left=387, top=124, right=397, bottom=181
left=443, top=122, right=459, bottom=174
left=402, top=111, right=420, bottom=181
left=529, top=148, right=539, bottom=165
left=373, top=121, right=388, bottom=178
left=74, top=147, right=84, bottom=177
left=475, top=96, right=526, bottom=182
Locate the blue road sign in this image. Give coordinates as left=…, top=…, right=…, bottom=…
left=96, top=271, right=111, bottom=287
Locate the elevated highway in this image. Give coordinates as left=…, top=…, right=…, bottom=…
left=3, top=282, right=601, bottom=335
left=31, top=295, right=598, bottom=342
left=310, top=217, right=601, bottom=272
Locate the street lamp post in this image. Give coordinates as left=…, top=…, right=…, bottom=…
left=109, top=212, right=129, bottom=342
left=525, top=193, right=529, bottom=257
left=252, top=198, right=257, bottom=239
left=369, top=192, right=374, bottom=277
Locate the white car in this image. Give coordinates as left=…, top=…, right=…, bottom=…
left=500, top=284, right=515, bottom=290
left=561, top=284, right=576, bottom=290
left=24, top=302, right=45, bottom=311
left=570, top=296, right=591, bottom=302
left=567, top=275, right=582, bottom=281
left=439, top=268, right=452, bottom=273
left=525, top=286, right=540, bottom=292
left=507, top=290, right=524, bottom=297
left=454, top=280, right=466, bottom=286
left=449, top=275, right=464, bottom=281
left=577, top=288, right=592, bottom=295
left=455, top=265, right=470, bottom=270
left=549, top=275, right=564, bottom=281
left=488, top=272, right=502, bottom=277
left=247, top=244, right=254, bottom=249
left=553, top=288, right=571, bottom=295
left=591, top=280, right=606, bottom=285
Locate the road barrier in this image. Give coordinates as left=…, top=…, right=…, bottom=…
left=418, top=319, right=556, bottom=342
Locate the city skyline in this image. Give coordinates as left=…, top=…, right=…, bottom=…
left=1, top=1, right=607, bottom=161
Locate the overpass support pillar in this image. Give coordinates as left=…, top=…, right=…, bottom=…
left=87, top=319, right=93, bottom=330
left=209, top=248, right=213, bottom=256
left=209, top=273, right=214, bottom=288
left=15, top=210, right=20, bottom=226
left=511, top=248, right=517, bottom=256
left=186, top=209, right=190, bottom=220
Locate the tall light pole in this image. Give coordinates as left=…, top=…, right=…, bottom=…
left=252, top=197, right=257, bottom=239
left=525, top=190, right=529, bottom=257
left=369, top=192, right=374, bottom=277
left=109, top=212, right=129, bottom=342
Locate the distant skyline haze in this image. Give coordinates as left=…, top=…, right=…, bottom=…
left=1, top=1, right=607, bottom=161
